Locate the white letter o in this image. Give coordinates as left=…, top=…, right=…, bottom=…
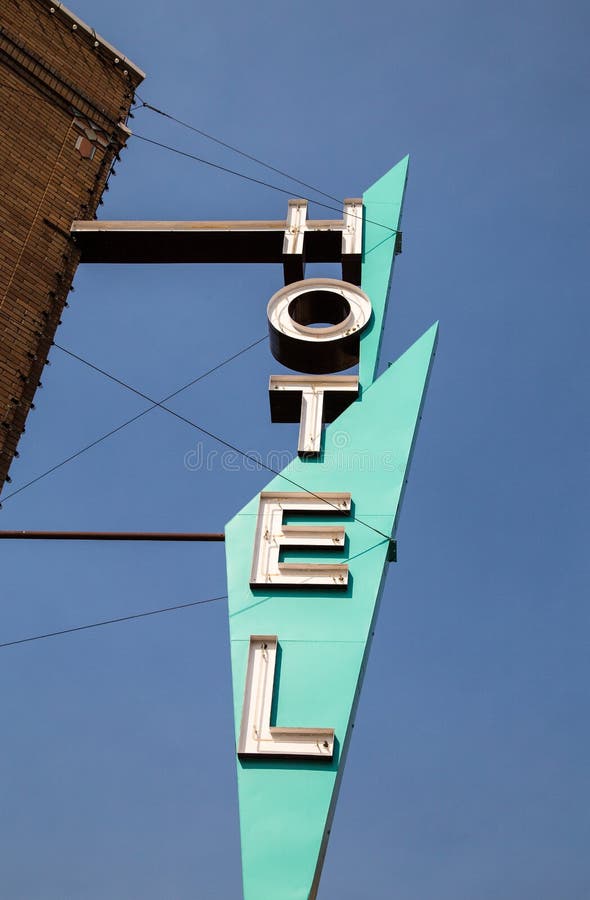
left=267, top=278, right=372, bottom=374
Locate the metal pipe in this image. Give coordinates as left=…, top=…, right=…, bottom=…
left=0, top=530, right=225, bottom=541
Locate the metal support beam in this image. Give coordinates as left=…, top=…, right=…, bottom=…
left=71, top=199, right=364, bottom=284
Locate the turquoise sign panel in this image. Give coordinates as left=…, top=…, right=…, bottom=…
left=225, top=161, right=437, bottom=899
left=359, top=155, right=409, bottom=391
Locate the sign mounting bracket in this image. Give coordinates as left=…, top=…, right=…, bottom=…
left=71, top=198, right=363, bottom=284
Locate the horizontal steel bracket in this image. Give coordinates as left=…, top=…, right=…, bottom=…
left=71, top=198, right=364, bottom=284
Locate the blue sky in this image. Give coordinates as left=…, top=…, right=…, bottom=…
left=1, top=0, right=588, bottom=897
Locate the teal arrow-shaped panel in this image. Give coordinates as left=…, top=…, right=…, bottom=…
left=359, top=155, right=409, bottom=390
left=225, top=321, right=437, bottom=899
left=225, top=160, right=435, bottom=898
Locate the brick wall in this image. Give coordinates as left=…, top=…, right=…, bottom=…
left=0, top=0, right=144, bottom=494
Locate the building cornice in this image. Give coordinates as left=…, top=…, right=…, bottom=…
left=0, top=26, right=133, bottom=144
left=33, top=0, right=145, bottom=84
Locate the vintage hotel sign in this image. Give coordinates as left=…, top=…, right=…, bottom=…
left=72, top=156, right=437, bottom=900
left=225, top=159, right=437, bottom=899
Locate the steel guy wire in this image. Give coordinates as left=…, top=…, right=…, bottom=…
left=131, top=132, right=401, bottom=237
left=0, top=594, right=228, bottom=650
left=134, top=95, right=342, bottom=205
left=53, top=343, right=394, bottom=544
left=0, top=335, right=267, bottom=506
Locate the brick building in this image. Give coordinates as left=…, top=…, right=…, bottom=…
left=0, top=0, right=144, bottom=493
